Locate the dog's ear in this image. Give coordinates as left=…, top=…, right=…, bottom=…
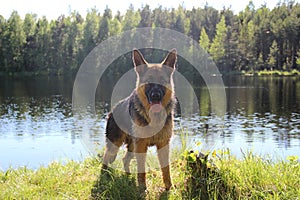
left=133, top=48, right=147, bottom=74
left=162, top=48, right=177, bottom=70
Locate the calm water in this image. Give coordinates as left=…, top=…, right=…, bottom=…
left=0, top=75, right=299, bottom=170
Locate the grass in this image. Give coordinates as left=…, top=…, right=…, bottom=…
left=213, top=151, right=300, bottom=199
left=243, top=69, right=300, bottom=76
left=0, top=149, right=299, bottom=199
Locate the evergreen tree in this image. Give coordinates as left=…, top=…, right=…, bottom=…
left=23, top=14, right=36, bottom=37
left=138, top=5, right=152, bottom=27
left=34, top=17, right=51, bottom=71
left=199, top=27, right=210, bottom=52
left=63, top=12, right=84, bottom=72
left=0, top=15, right=8, bottom=70
left=123, top=4, right=141, bottom=31
left=171, top=5, right=190, bottom=34
left=97, top=7, right=112, bottom=43
left=152, top=6, right=171, bottom=28
left=209, top=15, right=227, bottom=68
left=203, top=5, right=220, bottom=41
left=238, top=19, right=256, bottom=70
left=23, top=13, right=37, bottom=71
left=5, top=11, right=26, bottom=72
left=110, top=17, right=122, bottom=36
left=268, top=40, right=279, bottom=70
left=253, top=6, right=272, bottom=69
left=222, top=8, right=239, bottom=71
left=81, top=8, right=100, bottom=57
left=189, top=8, right=205, bottom=41
left=257, top=52, right=264, bottom=70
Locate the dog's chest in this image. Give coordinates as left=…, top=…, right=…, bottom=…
left=132, top=118, right=173, bottom=145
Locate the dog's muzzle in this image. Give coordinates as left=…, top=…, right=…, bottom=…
left=150, top=90, right=162, bottom=104
left=146, top=84, right=165, bottom=104
left=145, top=84, right=165, bottom=113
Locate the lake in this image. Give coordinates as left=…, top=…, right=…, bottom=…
left=0, top=75, right=299, bottom=171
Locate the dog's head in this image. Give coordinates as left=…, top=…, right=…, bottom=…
left=133, top=49, right=177, bottom=113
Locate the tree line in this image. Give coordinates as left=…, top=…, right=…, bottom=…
left=0, top=1, right=299, bottom=76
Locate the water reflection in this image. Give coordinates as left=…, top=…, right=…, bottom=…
left=0, top=75, right=299, bottom=170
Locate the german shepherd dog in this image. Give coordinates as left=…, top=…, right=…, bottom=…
left=102, top=48, right=177, bottom=191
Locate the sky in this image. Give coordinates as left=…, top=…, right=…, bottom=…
left=0, top=0, right=286, bottom=19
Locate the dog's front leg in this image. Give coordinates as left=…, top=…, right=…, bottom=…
left=134, top=139, right=148, bottom=191
left=157, top=142, right=172, bottom=190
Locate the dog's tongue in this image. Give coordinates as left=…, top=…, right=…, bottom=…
left=150, top=103, right=162, bottom=113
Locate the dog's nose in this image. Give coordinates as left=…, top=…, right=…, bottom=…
left=151, top=91, right=161, bottom=102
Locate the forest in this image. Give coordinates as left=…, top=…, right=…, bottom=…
left=0, top=1, right=299, bottom=76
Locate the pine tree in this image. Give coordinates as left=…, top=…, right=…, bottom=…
left=0, top=16, right=7, bottom=70
left=209, top=15, right=227, bottom=67
left=123, top=4, right=141, bottom=31
left=268, top=40, right=278, bottom=70
left=199, top=27, right=210, bottom=52
left=110, top=18, right=122, bottom=36
left=97, top=7, right=112, bottom=43
left=31, top=17, right=50, bottom=71
left=81, top=8, right=100, bottom=56
left=6, top=11, right=26, bottom=72
left=23, top=13, right=37, bottom=71
left=257, top=52, right=264, bottom=70
left=138, top=5, right=152, bottom=27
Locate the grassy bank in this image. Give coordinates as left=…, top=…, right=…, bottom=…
left=0, top=150, right=299, bottom=199
left=242, top=69, right=300, bottom=76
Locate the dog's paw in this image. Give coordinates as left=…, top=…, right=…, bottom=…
left=165, top=183, right=172, bottom=191
left=138, top=186, right=148, bottom=199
